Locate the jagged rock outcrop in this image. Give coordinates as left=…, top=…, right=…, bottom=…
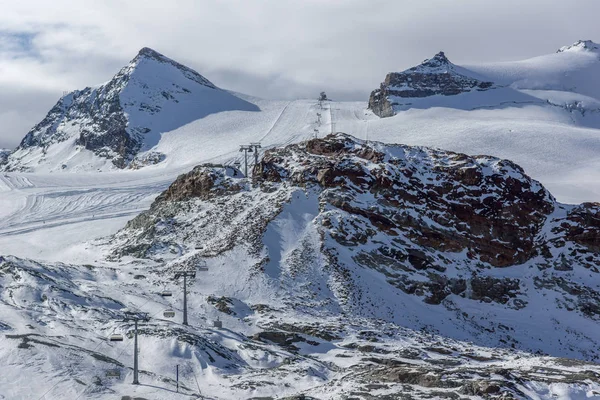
left=0, top=148, right=9, bottom=165
left=256, top=134, right=564, bottom=267
left=111, top=133, right=600, bottom=361
left=368, top=52, right=495, bottom=117
left=558, top=39, right=600, bottom=53
left=2, top=47, right=258, bottom=171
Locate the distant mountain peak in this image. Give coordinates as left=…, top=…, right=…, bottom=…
left=369, top=50, right=494, bottom=117
left=558, top=40, right=599, bottom=53
left=2, top=47, right=257, bottom=172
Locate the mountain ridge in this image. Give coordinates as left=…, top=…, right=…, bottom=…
left=370, top=39, right=600, bottom=117
left=368, top=51, right=497, bottom=117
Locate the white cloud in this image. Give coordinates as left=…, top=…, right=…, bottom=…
left=0, top=0, right=598, bottom=148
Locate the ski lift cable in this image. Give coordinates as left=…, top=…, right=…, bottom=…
left=50, top=270, right=194, bottom=399
left=70, top=283, right=175, bottom=399
left=108, top=291, right=183, bottom=382
left=40, top=321, right=125, bottom=400
left=49, top=270, right=185, bottom=400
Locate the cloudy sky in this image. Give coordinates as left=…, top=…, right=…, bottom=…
left=0, top=0, right=598, bottom=148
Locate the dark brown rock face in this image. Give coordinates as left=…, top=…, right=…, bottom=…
left=368, top=52, right=495, bottom=117
left=256, top=133, right=556, bottom=268
left=153, top=165, right=242, bottom=204
left=250, top=133, right=600, bottom=318
left=561, top=203, right=600, bottom=252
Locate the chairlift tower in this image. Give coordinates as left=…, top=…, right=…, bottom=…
left=174, top=271, right=194, bottom=326
left=174, top=264, right=208, bottom=326
left=239, top=145, right=252, bottom=177
left=250, top=143, right=262, bottom=165
left=122, top=312, right=150, bottom=385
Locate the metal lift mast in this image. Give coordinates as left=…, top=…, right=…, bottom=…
left=174, top=271, right=194, bottom=326
left=239, top=145, right=252, bottom=177
left=122, top=312, right=150, bottom=385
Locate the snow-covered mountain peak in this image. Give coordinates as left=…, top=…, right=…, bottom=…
left=1, top=47, right=257, bottom=172
left=558, top=39, right=600, bottom=53
left=369, top=50, right=495, bottom=116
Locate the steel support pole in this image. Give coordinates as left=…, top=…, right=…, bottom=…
left=183, top=274, right=188, bottom=326
left=133, top=320, right=139, bottom=384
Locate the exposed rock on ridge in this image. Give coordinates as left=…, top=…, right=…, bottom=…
left=111, top=133, right=600, bottom=361
left=368, top=52, right=495, bottom=117
left=558, top=39, right=600, bottom=53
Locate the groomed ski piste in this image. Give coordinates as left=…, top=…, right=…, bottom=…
left=2, top=41, right=600, bottom=399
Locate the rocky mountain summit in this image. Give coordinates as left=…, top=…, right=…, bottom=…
left=112, top=133, right=600, bottom=363
left=558, top=39, right=600, bottom=53
left=368, top=52, right=496, bottom=117
left=1, top=47, right=258, bottom=171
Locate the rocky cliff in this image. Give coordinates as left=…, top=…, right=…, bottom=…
left=368, top=52, right=496, bottom=117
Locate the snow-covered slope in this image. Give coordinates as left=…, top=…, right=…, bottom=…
left=3, top=134, right=600, bottom=399
left=467, top=39, right=600, bottom=101
left=2, top=47, right=259, bottom=172
left=5, top=251, right=599, bottom=399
